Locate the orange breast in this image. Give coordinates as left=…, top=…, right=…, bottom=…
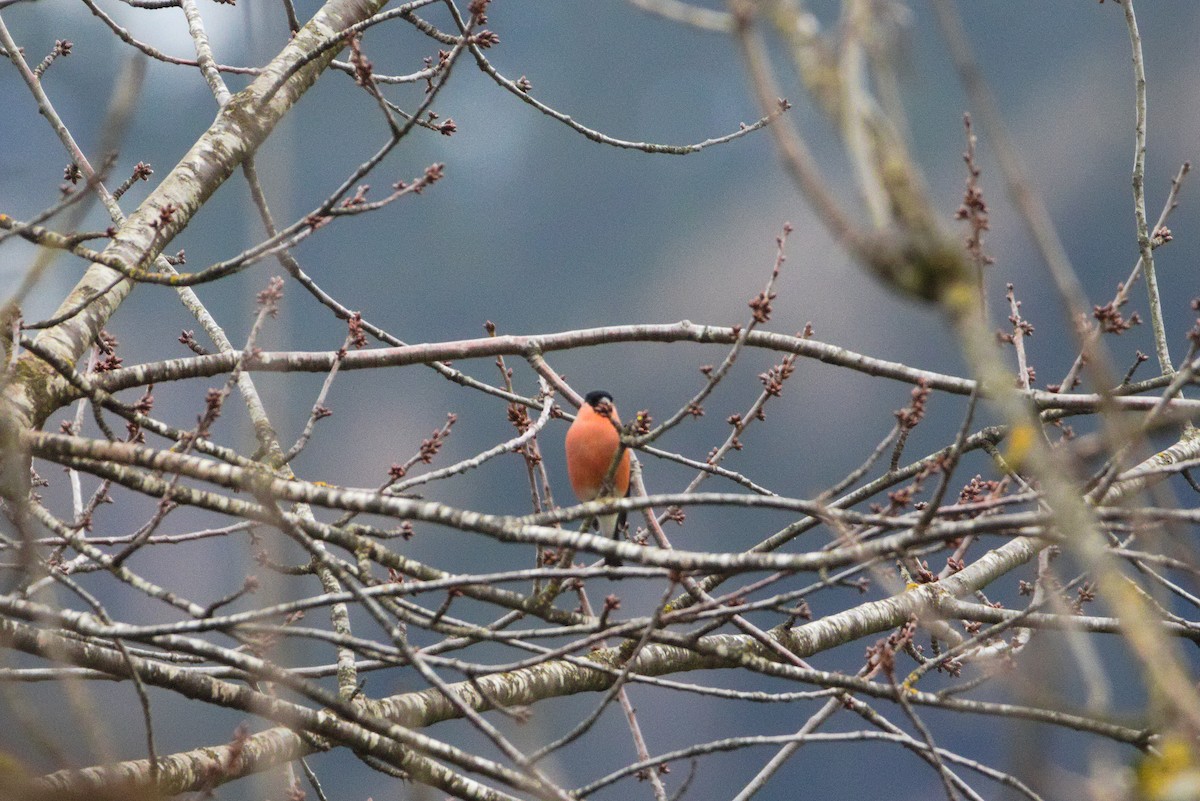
left=566, top=412, right=631, bottom=501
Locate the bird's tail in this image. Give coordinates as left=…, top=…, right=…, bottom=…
left=598, top=511, right=625, bottom=567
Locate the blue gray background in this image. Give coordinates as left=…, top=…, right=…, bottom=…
left=3, top=1, right=1200, bottom=798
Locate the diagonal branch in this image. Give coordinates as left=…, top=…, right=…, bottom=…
left=1, top=0, right=389, bottom=431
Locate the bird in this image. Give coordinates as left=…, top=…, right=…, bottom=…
left=565, top=390, right=631, bottom=566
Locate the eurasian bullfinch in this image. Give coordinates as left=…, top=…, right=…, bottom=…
left=565, top=390, right=631, bottom=565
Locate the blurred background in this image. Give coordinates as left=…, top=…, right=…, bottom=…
left=3, top=1, right=1200, bottom=798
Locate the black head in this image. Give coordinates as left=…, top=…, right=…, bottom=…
left=584, top=390, right=613, bottom=408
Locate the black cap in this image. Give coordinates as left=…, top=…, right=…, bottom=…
left=584, top=390, right=613, bottom=407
